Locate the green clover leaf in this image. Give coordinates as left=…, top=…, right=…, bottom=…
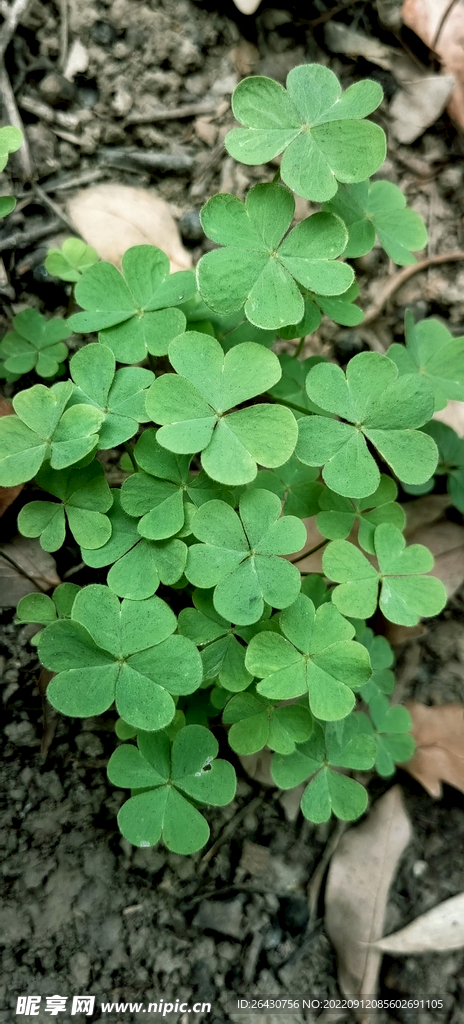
left=225, top=65, right=385, bottom=202
left=271, top=717, right=375, bottom=822
left=0, top=125, right=23, bottom=171
left=108, top=725, right=236, bottom=852
left=17, top=462, right=113, bottom=552
left=15, top=582, right=80, bottom=646
left=223, top=690, right=313, bottom=755
left=296, top=351, right=438, bottom=498
left=367, top=693, right=414, bottom=776
left=357, top=625, right=395, bottom=703
left=68, top=343, right=154, bottom=448
left=178, top=589, right=253, bottom=692
left=0, top=381, right=104, bottom=486
left=0, top=195, right=16, bottom=218
left=280, top=283, right=364, bottom=338
left=45, top=238, right=99, bottom=283
left=185, top=489, right=306, bottom=625
left=184, top=300, right=277, bottom=351
left=252, top=456, right=323, bottom=518
left=268, top=354, right=327, bottom=414
left=423, top=421, right=464, bottom=513
left=68, top=245, right=196, bottom=363
left=38, top=585, right=203, bottom=731
left=324, top=180, right=428, bottom=265
left=0, top=310, right=70, bottom=379
left=145, top=332, right=298, bottom=486
left=197, top=183, right=354, bottom=330
left=120, top=429, right=229, bottom=540
left=81, top=491, right=187, bottom=600
left=245, top=593, right=371, bottom=720
left=388, top=312, right=464, bottom=411
left=316, top=474, right=406, bottom=553
left=323, top=522, right=447, bottom=625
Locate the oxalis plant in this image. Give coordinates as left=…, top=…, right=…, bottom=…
left=2, top=65, right=464, bottom=854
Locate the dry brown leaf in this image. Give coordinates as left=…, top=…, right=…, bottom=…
left=383, top=621, right=428, bottom=645
left=66, top=184, right=192, bottom=273
left=288, top=516, right=326, bottom=573
left=325, top=786, right=412, bottom=1013
left=373, top=893, right=464, bottom=953
left=0, top=536, right=60, bottom=607
left=0, top=398, right=23, bottom=517
left=403, top=494, right=451, bottom=535
left=403, top=0, right=464, bottom=128
left=434, top=400, right=464, bottom=438
left=402, top=701, right=464, bottom=798
left=229, top=41, right=259, bottom=77
left=407, top=519, right=464, bottom=598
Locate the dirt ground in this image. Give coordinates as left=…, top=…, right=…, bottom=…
left=1, top=0, right=464, bottom=1022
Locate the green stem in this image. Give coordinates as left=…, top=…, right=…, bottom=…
left=303, top=537, right=329, bottom=558
left=147, top=353, right=157, bottom=373
left=123, top=442, right=137, bottom=472
left=293, top=336, right=305, bottom=358
left=269, top=394, right=310, bottom=416
left=272, top=167, right=281, bottom=183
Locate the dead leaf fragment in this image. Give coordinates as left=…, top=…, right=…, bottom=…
left=0, top=536, right=60, bottom=607
left=403, top=0, right=464, bottom=129
left=408, top=519, right=464, bottom=598
left=66, top=184, right=192, bottom=273
left=434, top=400, right=464, bottom=438
left=325, top=786, right=412, bottom=1010
left=231, top=0, right=262, bottom=13
left=373, top=893, right=464, bottom=953
left=402, top=702, right=464, bottom=798
left=389, top=74, right=455, bottom=143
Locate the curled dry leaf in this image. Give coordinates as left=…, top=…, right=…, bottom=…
left=0, top=398, right=23, bottom=517
left=0, top=536, right=60, bottom=608
left=403, top=0, right=464, bottom=129
left=66, top=184, right=192, bottom=273
left=325, top=786, right=412, bottom=1013
left=373, top=892, right=464, bottom=953
left=402, top=701, right=464, bottom=798
left=231, top=0, right=262, bottom=13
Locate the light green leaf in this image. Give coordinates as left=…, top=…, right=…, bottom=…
left=45, top=238, right=99, bottom=282
left=69, top=343, right=154, bottom=448
left=146, top=332, right=298, bottom=485
left=38, top=585, right=203, bottom=730
left=0, top=309, right=70, bottom=379
left=226, top=66, right=385, bottom=202
left=68, top=244, right=195, bottom=363
left=0, top=125, right=23, bottom=171
left=324, top=180, right=428, bottom=265
left=388, top=312, right=464, bottom=410
left=324, top=522, right=448, bottom=625
left=186, top=489, right=306, bottom=625
left=197, top=183, right=354, bottom=330
left=297, top=351, right=438, bottom=498
left=316, top=475, right=405, bottom=552
left=18, top=461, right=112, bottom=552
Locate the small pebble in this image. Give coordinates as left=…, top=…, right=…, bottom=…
left=38, top=72, right=76, bottom=108
left=179, top=209, right=204, bottom=244
left=91, top=20, right=117, bottom=46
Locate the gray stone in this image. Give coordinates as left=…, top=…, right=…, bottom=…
left=0, top=906, right=31, bottom=945
left=69, top=950, right=91, bottom=988
left=193, top=898, right=245, bottom=939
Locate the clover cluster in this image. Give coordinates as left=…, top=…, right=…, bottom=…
left=2, top=67, right=464, bottom=853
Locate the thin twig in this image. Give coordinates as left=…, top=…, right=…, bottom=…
left=299, top=0, right=365, bottom=29
left=0, top=65, right=33, bottom=179
left=308, top=819, right=347, bottom=921
left=33, top=182, right=80, bottom=233
left=127, top=99, right=223, bottom=125
left=362, top=251, right=464, bottom=326
left=57, top=0, right=68, bottom=71
left=0, top=216, right=61, bottom=252
left=0, top=0, right=33, bottom=56
left=200, top=796, right=262, bottom=867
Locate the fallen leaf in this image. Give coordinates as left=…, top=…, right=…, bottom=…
left=402, top=701, right=464, bottom=797
left=231, top=0, right=262, bottom=12
left=403, top=494, right=451, bottom=535
left=403, top=0, right=464, bottom=129
left=0, top=536, right=60, bottom=607
left=373, top=892, right=464, bottom=952
left=388, top=74, right=455, bottom=144
left=383, top=622, right=428, bottom=645
left=0, top=398, right=23, bottom=517
left=406, top=519, right=464, bottom=598
left=66, top=184, right=192, bottom=273
left=238, top=749, right=274, bottom=787
left=289, top=516, right=326, bottom=573
left=325, top=786, right=412, bottom=1011
left=230, top=41, right=259, bottom=77
left=324, top=19, right=455, bottom=142
left=434, top=400, right=464, bottom=437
